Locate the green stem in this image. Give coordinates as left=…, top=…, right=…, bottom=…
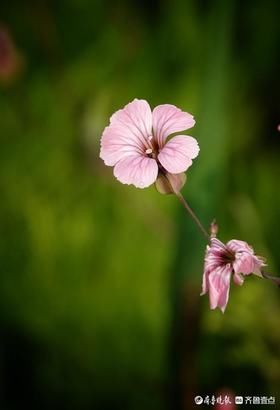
left=162, top=173, right=210, bottom=240
left=261, top=272, right=280, bottom=287
left=175, top=191, right=210, bottom=240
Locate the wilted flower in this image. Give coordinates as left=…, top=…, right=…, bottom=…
left=201, top=238, right=266, bottom=312
left=100, top=99, right=199, bottom=190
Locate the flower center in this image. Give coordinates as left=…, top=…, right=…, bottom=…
left=223, top=249, right=235, bottom=264
left=145, top=135, right=159, bottom=159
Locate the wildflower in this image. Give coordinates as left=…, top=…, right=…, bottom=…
left=100, top=99, right=199, bottom=189
left=201, top=238, right=266, bottom=312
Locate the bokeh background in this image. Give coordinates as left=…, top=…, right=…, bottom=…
left=1, top=0, right=280, bottom=409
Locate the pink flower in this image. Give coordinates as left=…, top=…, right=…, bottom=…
left=201, top=238, right=266, bottom=313
left=100, top=99, right=199, bottom=189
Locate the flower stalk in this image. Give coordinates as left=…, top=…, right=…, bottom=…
left=261, top=272, right=280, bottom=287
left=175, top=191, right=209, bottom=240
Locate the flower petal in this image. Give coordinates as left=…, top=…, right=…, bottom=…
left=208, top=264, right=232, bottom=313
left=113, top=154, right=158, bottom=189
left=203, top=238, right=227, bottom=274
left=100, top=99, right=152, bottom=166
left=227, top=239, right=254, bottom=254
left=252, top=256, right=266, bottom=276
left=228, top=239, right=266, bottom=276
left=233, top=272, right=244, bottom=286
left=157, top=135, right=199, bottom=174
left=201, top=238, right=229, bottom=297
left=110, top=98, right=152, bottom=145
left=100, top=125, right=143, bottom=166
left=201, top=248, right=211, bottom=296
left=233, top=252, right=265, bottom=277
left=232, top=252, right=256, bottom=275
left=152, top=104, right=195, bottom=147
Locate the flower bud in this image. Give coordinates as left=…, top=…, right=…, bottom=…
left=155, top=172, right=186, bottom=195
left=210, top=219, right=219, bottom=237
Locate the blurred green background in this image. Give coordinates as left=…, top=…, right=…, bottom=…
left=0, top=0, right=279, bottom=409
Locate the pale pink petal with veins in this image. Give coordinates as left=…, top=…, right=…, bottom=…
left=227, top=239, right=254, bottom=254
left=227, top=239, right=265, bottom=276
left=208, top=264, right=232, bottom=313
left=232, top=252, right=256, bottom=275
left=152, top=104, right=195, bottom=147
left=100, top=125, right=143, bottom=166
left=100, top=99, right=152, bottom=167
left=233, top=272, right=244, bottom=286
left=110, top=99, right=152, bottom=143
left=158, top=135, right=199, bottom=174
left=113, top=155, right=158, bottom=188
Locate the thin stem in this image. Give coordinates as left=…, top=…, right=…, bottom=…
left=162, top=173, right=210, bottom=240
left=261, top=272, right=280, bottom=287
left=175, top=191, right=210, bottom=240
